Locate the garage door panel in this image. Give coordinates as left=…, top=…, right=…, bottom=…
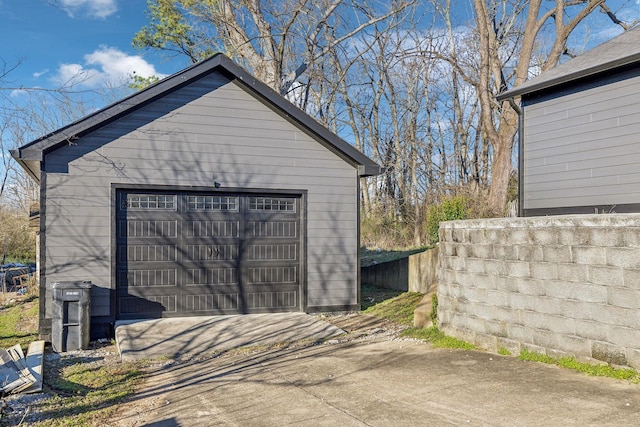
left=185, top=244, right=238, bottom=261
left=185, top=219, right=239, bottom=238
left=246, top=243, right=298, bottom=261
left=116, top=190, right=301, bottom=318
left=186, top=267, right=238, bottom=285
left=184, top=293, right=239, bottom=312
left=120, top=244, right=178, bottom=262
left=246, top=289, right=298, bottom=310
left=245, top=266, right=297, bottom=284
left=248, top=220, right=297, bottom=238
left=119, top=268, right=178, bottom=287
left=120, top=219, right=178, bottom=238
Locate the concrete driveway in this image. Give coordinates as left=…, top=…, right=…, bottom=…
left=115, top=313, right=345, bottom=362
left=111, top=314, right=640, bottom=426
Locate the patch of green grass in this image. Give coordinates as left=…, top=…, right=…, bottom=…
left=498, top=347, right=512, bottom=356
left=518, top=349, right=640, bottom=382
left=401, top=326, right=477, bottom=350
left=362, top=291, right=423, bottom=325
left=33, top=360, right=145, bottom=426
left=360, top=246, right=431, bottom=267
left=0, top=297, right=39, bottom=349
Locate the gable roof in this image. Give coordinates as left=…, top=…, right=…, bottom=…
left=12, top=53, right=382, bottom=182
left=497, top=26, right=640, bottom=101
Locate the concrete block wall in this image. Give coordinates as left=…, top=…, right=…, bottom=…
left=438, top=214, right=640, bottom=368
left=362, top=247, right=438, bottom=293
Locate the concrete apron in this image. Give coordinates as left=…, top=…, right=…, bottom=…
left=115, top=313, right=345, bottom=361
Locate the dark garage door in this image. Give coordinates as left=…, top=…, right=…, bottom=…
left=116, top=190, right=301, bottom=319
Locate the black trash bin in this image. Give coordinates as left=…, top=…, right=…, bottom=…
left=51, top=281, right=92, bottom=352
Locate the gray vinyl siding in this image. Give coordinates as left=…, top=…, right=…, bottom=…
left=523, top=72, right=640, bottom=211
left=42, top=71, right=359, bottom=322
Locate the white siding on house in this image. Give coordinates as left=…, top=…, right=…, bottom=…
left=43, top=71, right=359, bottom=323
left=523, top=72, right=640, bottom=210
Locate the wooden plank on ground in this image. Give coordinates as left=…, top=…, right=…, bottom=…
left=24, top=340, right=45, bottom=393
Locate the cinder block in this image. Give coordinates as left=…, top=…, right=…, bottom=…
left=557, top=263, right=588, bottom=283
left=605, top=247, right=640, bottom=269
left=592, top=341, right=627, bottom=366
left=532, top=329, right=561, bottom=349
left=516, top=277, right=545, bottom=296
left=473, top=273, right=496, bottom=290
left=589, top=228, right=626, bottom=247
left=516, top=245, right=543, bottom=262
left=440, top=228, right=453, bottom=243
left=474, top=333, right=498, bottom=351
left=520, top=343, right=547, bottom=355
left=496, top=337, right=521, bottom=355
left=455, top=244, right=472, bottom=258
left=622, top=268, right=640, bottom=290
left=507, top=324, right=533, bottom=343
left=510, top=294, right=537, bottom=311
left=588, top=265, right=623, bottom=287
left=465, top=258, right=486, bottom=274
left=535, top=297, right=565, bottom=317
left=493, top=306, right=515, bottom=323
left=455, top=271, right=475, bottom=288
left=625, top=348, right=640, bottom=370
left=559, top=299, right=595, bottom=321
left=467, top=287, right=488, bottom=304
left=529, top=229, right=559, bottom=245
left=542, top=245, right=572, bottom=263
left=484, top=228, right=504, bottom=243
left=607, top=325, right=640, bottom=348
left=442, top=255, right=465, bottom=271
left=483, top=259, right=507, bottom=276
left=508, top=229, right=531, bottom=245
left=439, top=242, right=455, bottom=256
left=485, top=290, right=509, bottom=307
left=559, top=228, right=590, bottom=246
left=572, top=245, right=606, bottom=265
left=472, top=243, right=495, bottom=259
left=506, top=261, right=531, bottom=278
left=469, top=229, right=488, bottom=244
left=454, top=228, right=471, bottom=243
left=494, top=244, right=517, bottom=260
left=574, top=319, right=608, bottom=342
left=530, top=263, right=558, bottom=280
left=607, top=287, right=640, bottom=310
left=485, top=320, right=508, bottom=338
left=623, top=230, right=640, bottom=248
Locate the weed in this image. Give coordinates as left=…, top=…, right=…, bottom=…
left=401, top=326, right=477, bottom=350
left=430, top=293, right=438, bottom=324
left=498, top=347, right=511, bottom=356
left=518, top=349, right=640, bottom=382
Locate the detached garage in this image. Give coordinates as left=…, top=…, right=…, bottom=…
left=12, top=54, right=381, bottom=340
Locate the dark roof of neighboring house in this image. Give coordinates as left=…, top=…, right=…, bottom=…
left=12, top=53, right=382, bottom=182
left=497, top=26, right=640, bottom=101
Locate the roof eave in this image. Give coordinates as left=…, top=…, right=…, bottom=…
left=497, top=52, right=640, bottom=101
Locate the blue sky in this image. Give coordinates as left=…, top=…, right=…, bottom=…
left=0, top=0, right=189, bottom=98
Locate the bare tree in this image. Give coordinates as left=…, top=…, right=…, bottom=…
left=133, top=0, right=414, bottom=98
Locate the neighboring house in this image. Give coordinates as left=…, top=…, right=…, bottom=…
left=498, top=26, right=640, bottom=216
left=12, top=54, right=381, bottom=341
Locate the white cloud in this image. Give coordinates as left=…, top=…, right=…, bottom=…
left=33, top=69, right=49, bottom=78
left=52, top=46, right=167, bottom=89
left=59, top=0, right=118, bottom=19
